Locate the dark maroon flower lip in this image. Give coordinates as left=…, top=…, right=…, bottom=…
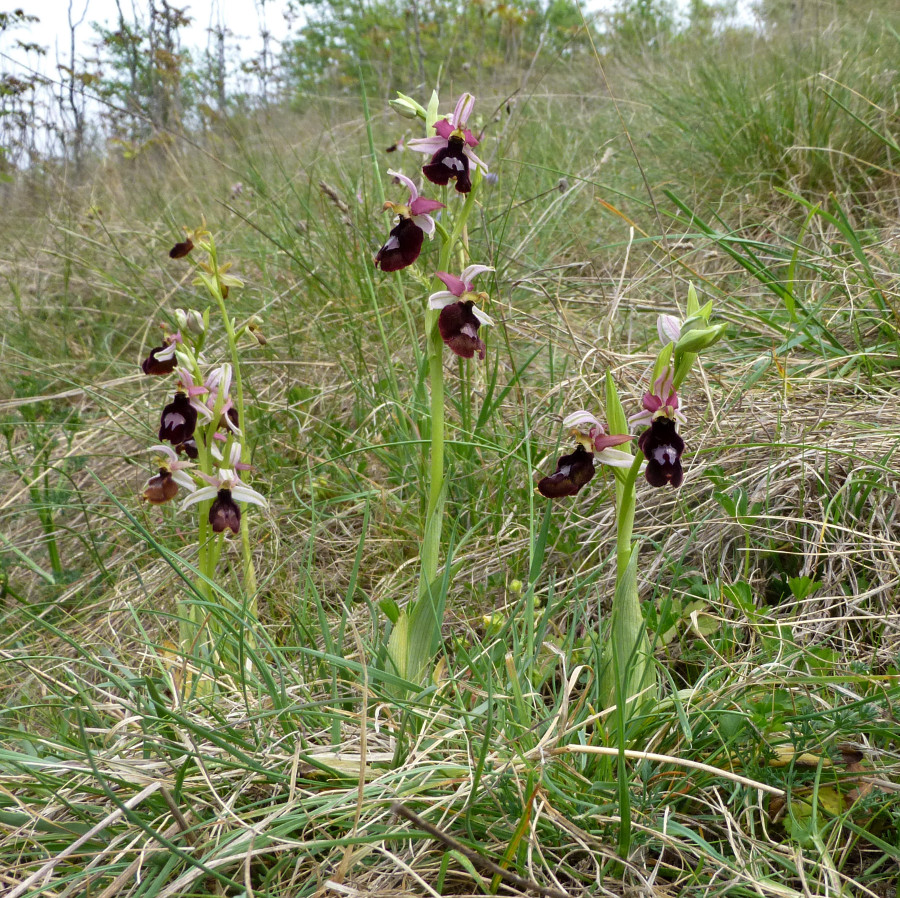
left=537, top=444, right=596, bottom=498
left=169, top=238, right=194, bottom=259
left=209, top=488, right=241, bottom=533
left=422, top=135, right=472, bottom=194
left=375, top=216, right=425, bottom=272
left=159, top=391, right=198, bottom=445
left=638, top=416, right=685, bottom=488
left=437, top=300, right=487, bottom=359
left=142, top=344, right=178, bottom=375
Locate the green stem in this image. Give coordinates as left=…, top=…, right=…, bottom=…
left=419, top=176, right=480, bottom=592
left=616, top=452, right=644, bottom=581
left=207, top=240, right=258, bottom=611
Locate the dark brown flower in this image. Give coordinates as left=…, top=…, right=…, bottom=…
left=159, top=391, right=197, bottom=445
left=423, top=135, right=472, bottom=194
left=537, top=444, right=596, bottom=498
left=437, top=300, right=487, bottom=360
left=638, top=417, right=684, bottom=488
left=209, top=489, right=241, bottom=533
left=169, top=238, right=194, bottom=259
left=142, top=469, right=178, bottom=505
left=374, top=217, right=425, bottom=272
left=141, top=343, right=178, bottom=375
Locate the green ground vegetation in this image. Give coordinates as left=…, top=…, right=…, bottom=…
left=1, top=2, right=900, bottom=895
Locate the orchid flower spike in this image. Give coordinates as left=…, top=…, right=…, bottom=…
left=374, top=170, right=444, bottom=272
left=182, top=468, right=267, bottom=534
left=428, top=265, right=494, bottom=359
left=408, top=93, right=489, bottom=193
left=141, top=444, right=196, bottom=505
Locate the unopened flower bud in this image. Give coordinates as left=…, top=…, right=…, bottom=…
left=390, top=92, right=425, bottom=120
left=657, top=313, right=681, bottom=345
left=175, top=308, right=205, bottom=335
left=509, top=579, right=523, bottom=595
left=674, top=322, right=727, bottom=354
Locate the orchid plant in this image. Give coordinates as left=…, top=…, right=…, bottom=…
left=140, top=227, right=267, bottom=672
left=538, top=285, right=725, bottom=722
left=373, top=90, right=493, bottom=686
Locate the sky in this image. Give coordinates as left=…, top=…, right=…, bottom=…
left=2, top=0, right=755, bottom=89
left=2, top=0, right=295, bottom=78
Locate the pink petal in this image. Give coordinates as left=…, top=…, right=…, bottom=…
left=593, top=432, right=634, bottom=451
left=387, top=169, right=417, bottom=201
left=452, top=93, right=475, bottom=127
left=657, top=314, right=681, bottom=345
left=461, top=128, right=479, bottom=147
left=642, top=391, right=664, bottom=412
left=563, top=410, right=602, bottom=431
left=460, top=264, right=493, bottom=287
left=409, top=197, right=444, bottom=215
left=435, top=271, right=465, bottom=296
left=433, top=119, right=454, bottom=139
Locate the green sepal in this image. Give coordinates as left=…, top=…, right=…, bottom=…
left=685, top=282, right=701, bottom=318
left=425, top=89, right=440, bottom=133
left=675, top=322, right=727, bottom=354
left=651, top=341, right=674, bottom=385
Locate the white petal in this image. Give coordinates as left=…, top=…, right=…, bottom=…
left=412, top=213, right=435, bottom=237
left=181, top=485, right=217, bottom=509
left=657, top=314, right=681, bottom=345
left=460, top=264, right=493, bottom=286
left=464, top=146, right=489, bottom=173
left=428, top=291, right=458, bottom=309
left=172, top=471, right=197, bottom=491
left=145, top=444, right=179, bottom=462
left=407, top=136, right=446, bottom=155
left=562, top=410, right=602, bottom=431
left=597, top=448, right=639, bottom=468
left=472, top=305, right=494, bottom=327
left=233, top=484, right=267, bottom=508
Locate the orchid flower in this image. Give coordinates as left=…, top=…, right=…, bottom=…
left=629, top=369, right=686, bottom=488
left=537, top=411, right=635, bottom=499
left=374, top=170, right=444, bottom=272
left=175, top=367, right=213, bottom=425
left=203, top=364, right=242, bottom=436
left=182, top=468, right=267, bottom=534
left=142, top=332, right=181, bottom=375
left=408, top=93, right=489, bottom=194
left=159, top=391, right=197, bottom=445
left=537, top=445, right=596, bottom=498
left=141, top=444, right=197, bottom=505
left=211, top=440, right=252, bottom=472
left=562, top=410, right=635, bottom=467
left=629, top=369, right=685, bottom=427
left=428, top=265, right=494, bottom=359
